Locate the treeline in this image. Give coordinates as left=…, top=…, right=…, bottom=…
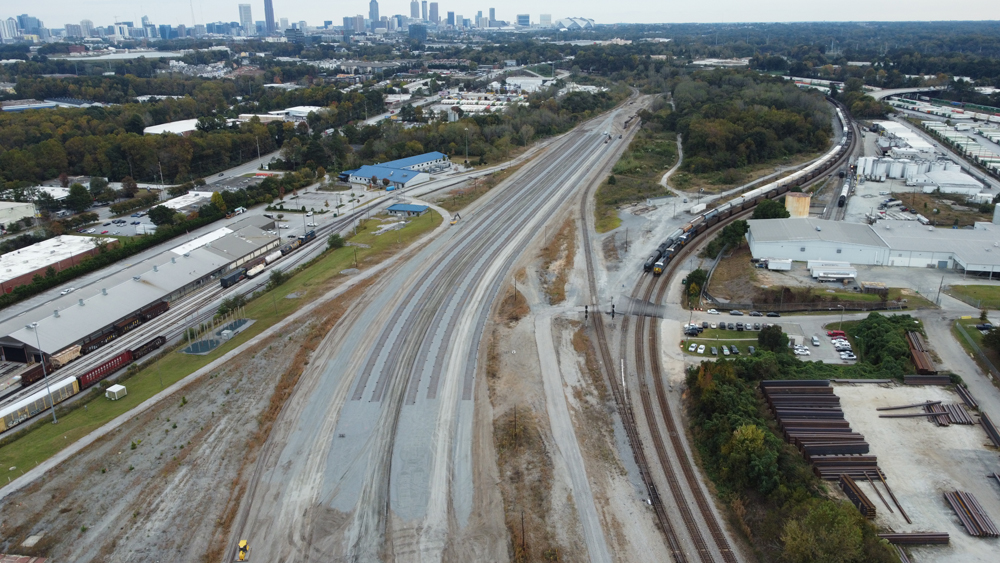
left=668, top=69, right=832, bottom=174
left=685, top=323, right=900, bottom=562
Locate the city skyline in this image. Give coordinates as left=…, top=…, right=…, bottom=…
left=9, top=0, right=1000, bottom=29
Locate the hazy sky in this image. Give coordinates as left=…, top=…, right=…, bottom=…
left=11, top=1, right=1000, bottom=28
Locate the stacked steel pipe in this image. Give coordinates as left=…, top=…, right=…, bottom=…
left=760, top=380, right=881, bottom=480
left=945, top=491, right=1000, bottom=537
left=905, top=331, right=937, bottom=375
left=840, top=474, right=877, bottom=519
left=956, top=384, right=979, bottom=409
left=904, top=374, right=951, bottom=385
left=877, top=532, right=950, bottom=545
left=981, top=413, right=1000, bottom=448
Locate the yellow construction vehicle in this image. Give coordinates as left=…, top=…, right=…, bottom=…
left=237, top=540, right=249, bottom=561
left=450, top=213, right=461, bottom=225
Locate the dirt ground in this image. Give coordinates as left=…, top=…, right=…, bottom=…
left=0, top=279, right=375, bottom=562
left=707, top=246, right=759, bottom=301
left=835, top=383, right=1000, bottom=562
left=0, top=323, right=307, bottom=562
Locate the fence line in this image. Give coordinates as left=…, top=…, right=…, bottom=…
left=955, top=322, right=1000, bottom=381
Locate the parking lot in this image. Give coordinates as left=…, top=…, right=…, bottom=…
left=681, top=309, right=863, bottom=364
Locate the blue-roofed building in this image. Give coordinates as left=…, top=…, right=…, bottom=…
left=387, top=204, right=430, bottom=217
left=349, top=165, right=429, bottom=190
left=346, top=152, right=451, bottom=189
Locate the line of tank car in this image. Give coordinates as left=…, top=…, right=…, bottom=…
left=644, top=108, right=851, bottom=275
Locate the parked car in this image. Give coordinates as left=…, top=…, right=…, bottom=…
left=727, top=322, right=735, bottom=330
left=748, top=346, right=756, bottom=355
left=701, top=321, right=709, bottom=329
left=840, top=352, right=857, bottom=360
left=100, top=230, right=109, bottom=234
left=710, top=323, right=717, bottom=329
left=766, top=312, right=780, bottom=317
left=749, top=311, right=763, bottom=317
left=688, top=343, right=698, bottom=352
left=827, top=330, right=846, bottom=337
left=711, top=347, right=718, bottom=356
left=59, top=287, right=75, bottom=296
left=102, top=222, right=111, bottom=226
left=736, top=322, right=744, bottom=331
left=753, top=323, right=761, bottom=330
left=722, top=346, right=730, bottom=356
left=707, top=309, right=720, bottom=315
left=976, top=323, right=994, bottom=331
left=697, top=345, right=706, bottom=354
left=812, top=336, right=821, bottom=346
left=731, top=345, right=740, bottom=355
left=730, top=310, right=744, bottom=316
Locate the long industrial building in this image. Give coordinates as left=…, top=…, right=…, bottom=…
left=0, top=215, right=278, bottom=362
left=747, top=217, right=1000, bottom=275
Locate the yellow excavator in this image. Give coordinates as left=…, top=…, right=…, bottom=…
left=450, top=213, right=461, bottom=225
left=237, top=540, right=249, bottom=561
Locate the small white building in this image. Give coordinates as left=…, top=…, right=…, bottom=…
left=746, top=218, right=890, bottom=266
left=105, top=384, right=127, bottom=400
left=0, top=201, right=36, bottom=225
left=143, top=119, right=200, bottom=136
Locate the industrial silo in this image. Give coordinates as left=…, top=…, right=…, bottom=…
left=785, top=192, right=811, bottom=218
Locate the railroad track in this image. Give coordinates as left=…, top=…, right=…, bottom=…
left=579, top=102, right=860, bottom=560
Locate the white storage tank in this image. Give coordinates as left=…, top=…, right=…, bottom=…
left=874, top=159, right=889, bottom=177
left=889, top=160, right=904, bottom=179
left=904, top=162, right=918, bottom=179
left=860, top=157, right=872, bottom=176
left=930, top=161, right=945, bottom=172
left=917, top=160, right=930, bottom=174
left=944, top=161, right=959, bottom=171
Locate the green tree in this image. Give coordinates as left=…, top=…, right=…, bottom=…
left=758, top=325, right=790, bottom=353
left=34, top=191, right=62, bottom=213
left=89, top=177, right=109, bottom=198
left=147, top=205, right=175, bottom=226
left=781, top=501, right=863, bottom=563
left=751, top=199, right=791, bottom=220
left=121, top=176, right=139, bottom=198
left=65, top=183, right=94, bottom=213
left=720, top=424, right=779, bottom=494
left=981, top=309, right=989, bottom=322
left=268, top=269, right=289, bottom=289
left=328, top=233, right=345, bottom=249
left=211, top=191, right=227, bottom=213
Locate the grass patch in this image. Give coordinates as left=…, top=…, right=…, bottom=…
left=0, top=211, right=442, bottom=477
left=672, top=151, right=820, bottom=194
left=955, top=318, right=1000, bottom=375
left=893, top=192, right=993, bottom=227
left=539, top=218, right=576, bottom=304
left=947, top=285, right=1000, bottom=309
left=595, top=128, right=677, bottom=233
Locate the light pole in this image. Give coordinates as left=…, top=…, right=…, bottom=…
left=26, top=322, right=57, bottom=424
left=839, top=305, right=845, bottom=330
left=465, top=127, right=469, bottom=167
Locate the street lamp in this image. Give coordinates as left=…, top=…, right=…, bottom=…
left=26, top=322, right=57, bottom=424
left=839, top=305, right=845, bottom=330
left=465, top=127, right=469, bottom=167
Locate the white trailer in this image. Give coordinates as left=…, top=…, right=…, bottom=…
left=767, top=259, right=792, bottom=271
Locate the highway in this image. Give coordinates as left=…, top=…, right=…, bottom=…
left=228, top=101, right=639, bottom=561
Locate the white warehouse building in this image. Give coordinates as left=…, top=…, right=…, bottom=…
left=747, top=218, right=1000, bottom=276
left=746, top=218, right=890, bottom=265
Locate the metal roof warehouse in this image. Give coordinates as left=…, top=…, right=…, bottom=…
left=747, top=218, right=1000, bottom=274
left=0, top=215, right=278, bottom=359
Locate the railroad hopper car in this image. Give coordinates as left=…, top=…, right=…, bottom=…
left=0, top=336, right=167, bottom=433
left=245, top=263, right=267, bottom=279
left=642, top=103, right=850, bottom=275
left=79, top=301, right=170, bottom=355
left=18, top=361, right=54, bottom=387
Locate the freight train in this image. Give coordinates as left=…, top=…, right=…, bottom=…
left=220, top=230, right=318, bottom=289
left=838, top=181, right=851, bottom=207
left=79, top=301, right=169, bottom=355
left=643, top=106, right=851, bottom=274
left=0, top=336, right=166, bottom=433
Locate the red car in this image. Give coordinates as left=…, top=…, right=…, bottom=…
left=827, top=330, right=846, bottom=337
left=101, top=230, right=109, bottom=234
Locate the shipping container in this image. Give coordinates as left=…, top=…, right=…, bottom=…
left=220, top=268, right=247, bottom=289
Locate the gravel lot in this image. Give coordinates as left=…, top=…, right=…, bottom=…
left=835, top=383, right=1000, bottom=562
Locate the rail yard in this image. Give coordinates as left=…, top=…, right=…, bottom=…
left=3, top=77, right=1000, bottom=563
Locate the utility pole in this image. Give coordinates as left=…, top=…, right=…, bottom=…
left=27, top=323, right=57, bottom=424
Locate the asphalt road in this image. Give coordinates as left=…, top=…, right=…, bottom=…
left=230, top=104, right=638, bottom=561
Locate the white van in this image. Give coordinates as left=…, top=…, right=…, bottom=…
left=812, top=336, right=820, bottom=347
